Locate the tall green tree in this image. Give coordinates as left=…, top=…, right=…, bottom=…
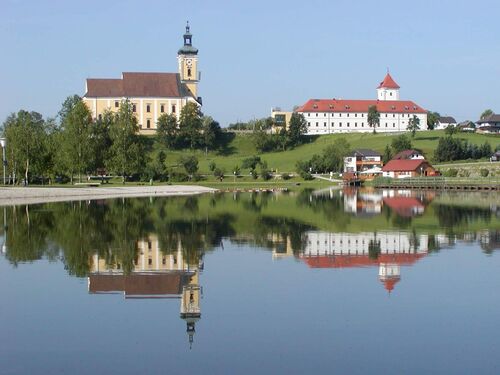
left=108, top=101, right=143, bottom=182
left=367, top=105, right=380, bottom=133
left=3, top=110, right=46, bottom=184
left=89, top=110, right=112, bottom=172
left=287, top=113, right=308, bottom=148
left=480, top=109, right=493, bottom=120
left=60, top=100, right=93, bottom=182
left=58, top=94, right=82, bottom=125
left=427, top=111, right=440, bottom=130
left=321, top=137, right=351, bottom=172
left=382, top=144, right=393, bottom=164
left=178, top=155, right=198, bottom=179
left=179, top=102, right=203, bottom=149
left=202, top=116, right=221, bottom=154
left=156, top=113, right=178, bottom=149
left=391, top=134, right=412, bottom=154
left=408, top=115, right=420, bottom=138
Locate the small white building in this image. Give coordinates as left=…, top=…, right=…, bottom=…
left=297, top=73, right=427, bottom=135
left=435, top=116, right=457, bottom=130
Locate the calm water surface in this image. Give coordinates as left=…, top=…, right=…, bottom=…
left=1, top=188, right=499, bottom=374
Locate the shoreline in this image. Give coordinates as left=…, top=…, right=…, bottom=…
left=0, top=185, right=217, bottom=206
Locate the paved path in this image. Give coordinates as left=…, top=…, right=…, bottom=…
left=0, top=185, right=217, bottom=206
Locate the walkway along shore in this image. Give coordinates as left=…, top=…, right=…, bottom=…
left=0, top=185, right=217, bottom=206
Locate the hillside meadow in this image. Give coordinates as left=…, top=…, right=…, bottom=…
left=160, top=130, right=500, bottom=174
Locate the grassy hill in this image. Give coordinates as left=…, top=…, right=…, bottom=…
left=163, top=130, right=500, bottom=174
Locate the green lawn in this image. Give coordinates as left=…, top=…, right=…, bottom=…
left=162, top=130, right=499, bottom=174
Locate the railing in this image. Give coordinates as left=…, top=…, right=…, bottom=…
left=373, top=176, right=500, bottom=189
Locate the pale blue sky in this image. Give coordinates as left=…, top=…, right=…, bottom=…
left=1, top=0, right=499, bottom=125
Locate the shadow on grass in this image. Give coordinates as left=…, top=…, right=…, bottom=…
left=416, top=136, right=440, bottom=141
left=216, top=132, right=237, bottom=156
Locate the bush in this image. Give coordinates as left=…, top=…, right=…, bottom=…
left=261, top=168, right=272, bottom=181
left=443, top=168, right=458, bottom=177
left=281, top=173, right=291, bottom=180
left=480, top=169, right=489, bottom=177
left=301, top=172, right=314, bottom=180
left=250, top=169, right=258, bottom=179
left=242, top=156, right=261, bottom=170
left=208, top=161, right=216, bottom=172
left=170, top=171, right=189, bottom=182
left=213, top=168, right=224, bottom=178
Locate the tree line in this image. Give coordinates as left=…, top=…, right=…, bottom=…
left=1, top=96, right=222, bottom=184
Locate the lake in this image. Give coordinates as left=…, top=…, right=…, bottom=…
left=1, top=188, right=499, bottom=374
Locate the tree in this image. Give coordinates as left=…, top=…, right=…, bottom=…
left=408, top=115, right=420, bottom=138
left=107, top=101, right=143, bottom=182
left=178, top=155, right=198, bottom=179
left=156, top=113, right=178, bottom=149
left=391, top=134, right=412, bottom=154
left=427, top=111, right=440, bottom=130
left=367, top=105, right=380, bottom=133
left=480, top=109, right=493, bottom=120
left=321, top=138, right=351, bottom=173
left=89, top=110, right=112, bottom=173
left=60, top=99, right=93, bottom=182
left=2, top=110, right=46, bottom=184
left=58, top=94, right=81, bottom=125
left=444, top=124, right=458, bottom=136
left=382, top=144, right=393, bottom=164
left=287, top=113, right=308, bottom=148
left=179, top=102, right=203, bottom=149
left=202, top=116, right=221, bottom=154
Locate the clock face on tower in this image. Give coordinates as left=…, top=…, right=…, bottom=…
left=186, top=59, right=192, bottom=67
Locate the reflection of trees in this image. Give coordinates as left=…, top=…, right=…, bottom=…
left=251, top=216, right=314, bottom=254
left=435, top=204, right=491, bottom=231
left=297, top=189, right=351, bottom=230
left=368, top=238, right=381, bottom=259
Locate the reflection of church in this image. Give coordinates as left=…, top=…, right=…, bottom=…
left=88, top=236, right=202, bottom=347
left=301, top=231, right=430, bottom=293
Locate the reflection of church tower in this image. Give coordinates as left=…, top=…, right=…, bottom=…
left=180, top=272, right=202, bottom=349
left=378, top=263, right=401, bottom=293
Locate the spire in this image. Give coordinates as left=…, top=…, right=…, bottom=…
left=178, top=21, right=198, bottom=55
left=377, top=72, right=400, bottom=89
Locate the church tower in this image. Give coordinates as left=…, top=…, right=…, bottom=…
left=377, top=72, right=400, bottom=101
left=178, top=22, right=200, bottom=99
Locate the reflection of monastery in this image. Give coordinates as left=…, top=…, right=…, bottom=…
left=300, top=231, right=429, bottom=292
left=342, top=188, right=435, bottom=217
left=88, top=236, right=202, bottom=347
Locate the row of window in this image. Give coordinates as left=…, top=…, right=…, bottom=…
left=306, top=112, right=416, bottom=118
left=116, top=102, right=176, bottom=114
left=307, top=122, right=404, bottom=128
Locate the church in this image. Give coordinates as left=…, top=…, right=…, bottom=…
left=295, top=73, right=427, bottom=135
left=82, top=23, right=201, bottom=134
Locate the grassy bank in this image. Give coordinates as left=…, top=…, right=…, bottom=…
left=161, top=130, right=499, bottom=174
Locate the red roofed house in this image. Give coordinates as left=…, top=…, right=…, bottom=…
left=382, top=159, right=438, bottom=178
left=83, top=23, right=201, bottom=134
left=392, top=149, right=424, bottom=160
left=295, top=72, right=427, bottom=135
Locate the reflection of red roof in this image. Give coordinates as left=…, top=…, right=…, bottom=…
left=377, top=73, right=400, bottom=89
left=296, top=99, right=425, bottom=114
left=300, top=253, right=426, bottom=268
left=383, top=197, right=425, bottom=217
left=381, top=277, right=400, bottom=293
left=89, top=272, right=192, bottom=297
left=382, top=159, right=428, bottom=172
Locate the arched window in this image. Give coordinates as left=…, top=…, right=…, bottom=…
left=187, top=68, right=192, bottom=77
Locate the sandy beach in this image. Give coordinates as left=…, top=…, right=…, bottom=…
left=0, top=185, right=217, bottom=206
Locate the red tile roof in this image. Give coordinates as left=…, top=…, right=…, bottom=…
left=392, top=149, right=423, bottom=160
left=381, top=159, right=428, bottom=172
left=85, top=72, right=194, bottom=98
left=377, top=73, right=400, bottom=89
left=296, top=99, right=425, bottom=114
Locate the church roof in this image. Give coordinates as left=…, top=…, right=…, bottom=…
left=84, top=72, right=195, bottom=99
left=377, top=73, right=400, bottom=89
left=297, top=99, right=426, bottom=114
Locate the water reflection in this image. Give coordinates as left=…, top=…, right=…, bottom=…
left=0, top=189, right=498, bottom=347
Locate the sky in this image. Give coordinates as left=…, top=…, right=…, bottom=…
left=1, top=0, right=499, bottom=126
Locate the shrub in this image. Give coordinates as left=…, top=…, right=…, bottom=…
left=213, top=168, right=224, bottom=178
left=480, top=169, right=489, bottom=177
left=208, top=161, right=216, bottom=172
left=242, top=156, right=261, bottom=170
left=170, top=171, right=189, bottom=182
left=250, top=169, right=258, bottom=179
left=443, top=168, right=458, bottom=177
left=261, top=168, right=272, bottom=181
left=281, top=173, right=291, bottom=180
